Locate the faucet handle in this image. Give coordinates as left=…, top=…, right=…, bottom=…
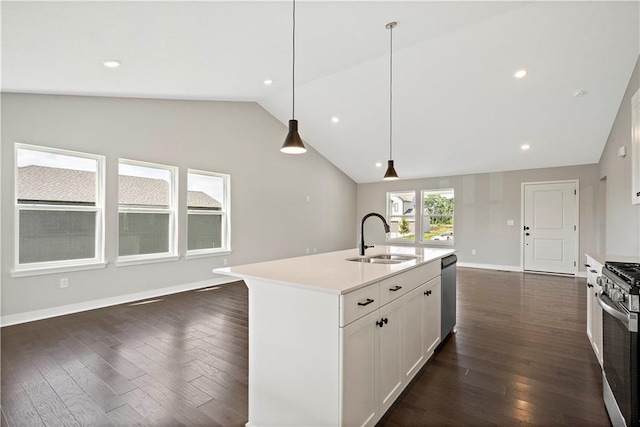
left=365, top=244, right=375, bottom=250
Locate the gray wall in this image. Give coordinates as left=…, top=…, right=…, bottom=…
left=357, top=164, right=599, bottom=271
left=1, top=93, right=357, bottom=317
left=598, top=56, right=640, bottom=256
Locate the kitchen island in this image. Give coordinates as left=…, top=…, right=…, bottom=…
left=214, top=245, right=455, bottom=427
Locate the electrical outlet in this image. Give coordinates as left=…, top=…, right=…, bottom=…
left=60, top=278, right=69, bottom=289
left=223, top=258, right=228, bottom=266
left=471, top=249, right=477, bottom=255
left=306, top=248, right=310, bottom=254
left=507, top=220, right=514, bottom=226
left=313, top=247, right=317, bottom=253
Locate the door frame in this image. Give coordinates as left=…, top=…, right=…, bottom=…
left=520, top=179, right=580, bottom=275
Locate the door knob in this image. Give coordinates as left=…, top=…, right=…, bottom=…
left=524, top=226, right=530, bottom=230
left=525, top=232, right=530, bottom=236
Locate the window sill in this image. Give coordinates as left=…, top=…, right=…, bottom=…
left=420, top=241, right=455, bottom=247
left=116, top=255, right=180, bottom=267
left=385, top=239, right=417, bottom=246
left=11, top=262, right=108, bottom=278
left=185, top=250, right=232, bottom=260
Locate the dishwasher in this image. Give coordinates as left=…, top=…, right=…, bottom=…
left=441, top=254, right=457, bottom=340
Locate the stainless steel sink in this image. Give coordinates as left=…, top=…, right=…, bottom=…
left=369, top=254, right=418, bottom=262
left=346, top=254, right=419, bottom=264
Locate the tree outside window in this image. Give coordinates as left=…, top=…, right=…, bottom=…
left=422, top=189, right=454, bottom=244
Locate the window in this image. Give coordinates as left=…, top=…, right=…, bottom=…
left=421, top=189, right=454, bottom=244
left=14, top=144, right=105, bottom=272
left=386, top=191, right=416, bottom=242
left=187, top=170, right=230, bottom=255
left=118, top=159, right=177, bottom=261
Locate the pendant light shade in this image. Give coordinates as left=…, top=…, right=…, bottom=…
left=383, top=160, right=399, bottom=180
left=383, top=21, right=399, bottom=180
left=281, top=0, right=307, bottom=154
left=281, top=119, right=306, bottom=154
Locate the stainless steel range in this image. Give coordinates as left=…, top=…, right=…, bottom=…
left=598, top=262, right=640, bottom=427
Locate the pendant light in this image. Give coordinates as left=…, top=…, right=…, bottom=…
left=383, top=21, right=399, bottom=180
left=280, top=0, right=306, bottom=154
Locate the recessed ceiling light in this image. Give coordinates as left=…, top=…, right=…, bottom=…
left=263, top=79, right=273, bottom=85
left=375, top=162, right=382, bottom=168
left=514, top=69, right=527, bottom=79
left=331, top=117, right=340, bottom=123
left=521, top=144, right=531, bottom=150
left=103, top=60, right=121, bottom=68
left=573, top=89, right=586, bottom=97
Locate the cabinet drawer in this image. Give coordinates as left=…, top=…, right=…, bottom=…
left=379, top=274, right=408, bottom=306
left=341, top=283, right=380, bottom=327
left=403, top=261, right=440, bottom=290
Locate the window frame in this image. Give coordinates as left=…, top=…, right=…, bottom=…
left=117, top=158, right=178, bottom=264
left=186, top=169, right=231, bottom=257
left=420, top=188, right=455, bottom=246
left=385, top=190, right=418, bottom=244
left=13, top=143, right=106, bottom=276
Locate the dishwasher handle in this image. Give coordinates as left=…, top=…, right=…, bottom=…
left=442, top=255, right=457, bottom=269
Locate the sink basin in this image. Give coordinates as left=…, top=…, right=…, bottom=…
left=346, top=256, right=402, bottom=264
left=346, top=254, right=418, bottom=264
left=368, top=254, right=418, bottom=262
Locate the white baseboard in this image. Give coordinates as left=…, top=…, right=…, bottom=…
left=458, top=262, right=587, bottom=278
left=1, top=276, right=240, bottom=327
left=457, top=262, right=523, bottom=272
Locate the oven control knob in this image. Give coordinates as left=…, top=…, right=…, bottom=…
left=611, top=290, right=624, bottom=303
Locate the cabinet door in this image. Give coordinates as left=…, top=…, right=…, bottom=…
left=591, top=289, right=603, bottom=366
left=341, top=311, right=378, bottom=427
left=423, top=277, right=442, bottom=358
left=377, top=297, right=404, bottom=415
left=401, top=286, right=425, bottom=380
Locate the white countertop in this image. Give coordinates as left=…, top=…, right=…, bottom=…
left=214, top=245, right=455, bottom=295
left=586, top=252, right=640, bottom=266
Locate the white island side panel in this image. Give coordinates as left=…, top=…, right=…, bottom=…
left=246, top=278, right=341, bottom=427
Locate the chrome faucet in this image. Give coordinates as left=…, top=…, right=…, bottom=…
left=360, top=213, right=391, bottom=256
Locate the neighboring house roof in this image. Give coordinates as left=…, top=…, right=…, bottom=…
left=17, top=165, right=222, bottom=208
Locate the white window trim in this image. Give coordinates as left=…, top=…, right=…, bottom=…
left=420, top=188, right=455, bottom=246
left=385, top=190, right=418, bottom=244
left=117, top=159, right=178, bottom=262
left=14, top=143, right=105, bottom=273
left=186, top=169, right=231, bottom=255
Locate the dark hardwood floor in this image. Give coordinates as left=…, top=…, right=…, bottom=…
left=1, top=268, right=609, bottom=426
left=380, top=269, right=609, bottom=427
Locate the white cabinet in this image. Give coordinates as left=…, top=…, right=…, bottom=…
left=342, top=311, right=378, bottom=427
left=244, top=259, right=444, bottom=427
left=378, top=296, right=404, bottom=414
left=341, top=263, right=442, bottom=426
left=585, top=255, right=603, bottom=367
left=422, top=277, right=442, bottom=358
left=401, top=277, right=441, bottom=380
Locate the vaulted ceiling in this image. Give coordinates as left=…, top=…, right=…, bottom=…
left=3, top=1, right=639, bottom=183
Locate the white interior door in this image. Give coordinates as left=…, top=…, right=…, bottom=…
left=523, top=181, right=578, bottom=275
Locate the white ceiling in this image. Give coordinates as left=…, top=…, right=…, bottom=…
left=2, top=1, right=639, bottom=183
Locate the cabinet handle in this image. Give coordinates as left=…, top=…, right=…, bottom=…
left=376, top=319, right=385, bottom=328
left=590, top=269, right=597, bottom=274
left=389, top=285, right=402, bottom=292
left=585, top=264, right=591, bottom=268
left=358, top=298, right=374, bottom=306
left=587, top=284, right=594, bottom=288
left=383, top=317, right=388, bottom=325
left=424, top=290, right=432, bottom=296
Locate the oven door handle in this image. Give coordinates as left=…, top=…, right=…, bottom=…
left=597, top=292, right=633, bottom=331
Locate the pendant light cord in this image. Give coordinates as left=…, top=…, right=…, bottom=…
left=292, top=0, right=296, bottom=120
left=389, top=24, right=393, bottom=160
